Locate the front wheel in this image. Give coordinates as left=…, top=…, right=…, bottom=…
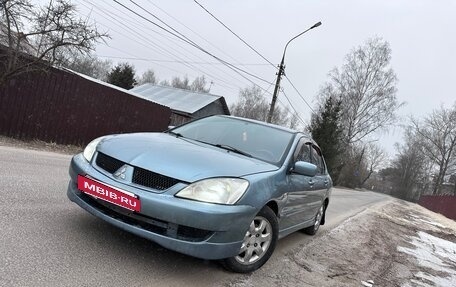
left=221, top=206, right=278, bottom=273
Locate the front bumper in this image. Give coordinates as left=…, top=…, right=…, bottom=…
left=67, top=153, right=257, bottom=260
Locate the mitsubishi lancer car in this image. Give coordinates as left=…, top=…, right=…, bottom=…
left=67, top=115, right=332, bottom=273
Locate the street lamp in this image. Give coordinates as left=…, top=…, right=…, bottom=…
left=266, top=21, right=322, bottom=123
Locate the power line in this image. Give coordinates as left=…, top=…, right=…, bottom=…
left=259, top=78, right=276, bottom=98
left=258, top=77, right=306, bottom=126
left=147, top=0, right=275, bottom=92
left=97, top=55, right=270, bottom=66
left=147, top=0, right=253, bottom=68
left=88, top=1, right=311, bottom=129
left=79, top=0, right=240, bottom=90
left=280, top=89, right=307, bottom=125
left=99, top=0, right=257, bottom=89
left=114, top=0, right=273, bottom=86
left=284, top=75, right=315, bottom=113
left=193, top=0, right=277, bottom=69
left=191, top=1, right=315, bottom=121
left=77, top=0, right=246, bottom=92
left=112, top=0, right=275, bottom=98
left=79, top=0, right=276, bottom=99
left=103, top=44, right=237, bottom=92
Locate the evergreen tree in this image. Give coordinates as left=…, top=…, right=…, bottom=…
left=308, top=96, right=344, bottom=181
left=107, top=63, right=137, bottom=89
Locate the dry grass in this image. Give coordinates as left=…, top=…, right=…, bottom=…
left=0, top=136, right=82, bottom=155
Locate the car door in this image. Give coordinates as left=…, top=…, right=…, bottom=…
left=281, top=138, right=318, bottom=229
left=308, top=145, right=328, bottom=215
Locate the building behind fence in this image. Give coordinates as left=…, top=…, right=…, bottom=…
left=130, top=83, right=230, bottom=126
left=0, top=66, right=172, bottom=146
left=418, top=195, right=456, bottom=220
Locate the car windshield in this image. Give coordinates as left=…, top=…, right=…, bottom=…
left=170, top=116, right=295, bottom=165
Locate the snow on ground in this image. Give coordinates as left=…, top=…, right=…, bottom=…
left=226, top=198, right=456, bottom=287
left=399, top=231, right=456, bottom=286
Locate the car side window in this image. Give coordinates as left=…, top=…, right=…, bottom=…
left=311, top=146, right=325, bottom=175
left=295, top=142, right=311, bottom=163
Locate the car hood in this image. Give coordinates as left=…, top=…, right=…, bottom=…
left=97, top=133, right=278, bottom=182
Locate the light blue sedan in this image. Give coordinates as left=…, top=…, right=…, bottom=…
left=67, top=115, right=332, bottom=273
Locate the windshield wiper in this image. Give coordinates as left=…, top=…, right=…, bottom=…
left=181, top=138, right=253, bottom=158
left=214, top=144, right=252, bottom=158
left=167, top=131, right=184, bottom=138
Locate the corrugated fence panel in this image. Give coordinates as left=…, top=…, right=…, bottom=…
left=418, top=195, right=456, bottom=220
left=0, top=66, right=171, bottom=146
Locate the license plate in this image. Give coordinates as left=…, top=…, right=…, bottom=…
left=77, top=175, right=141, bottom=212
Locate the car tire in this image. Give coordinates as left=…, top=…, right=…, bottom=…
left=304, top=204, right=325, bottom=236
left=221, top=206, right=278, bottom=273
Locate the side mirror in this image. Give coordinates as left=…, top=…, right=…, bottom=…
left=293, top=161, right=317, bottom=177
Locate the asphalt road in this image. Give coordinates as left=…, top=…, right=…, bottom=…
left=0, top=146, right=391, bottom=287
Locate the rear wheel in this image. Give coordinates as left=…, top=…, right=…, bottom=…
left=222, top=206, right=278, bottom=273
left=304, top=204, right=324, bottom=235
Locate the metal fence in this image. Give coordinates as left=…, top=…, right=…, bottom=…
left=418, top=195, right=456, bottom=220
left=0, top=67, right=171, bottom=146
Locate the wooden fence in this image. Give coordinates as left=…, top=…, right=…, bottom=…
left=418, top=195, right=456, bottom=220
left=0, top=67, right=171, bottom=146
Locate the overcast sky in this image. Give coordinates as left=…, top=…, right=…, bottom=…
left=74, top=0, right=456, bottom=156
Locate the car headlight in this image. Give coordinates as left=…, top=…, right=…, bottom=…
left=176, top=178, right=249, bottom=205
left=83, top=136, right=111, bottom=162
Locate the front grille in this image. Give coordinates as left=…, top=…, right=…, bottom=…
left=78, top=192, right=213, bottom=242
left=96, top=152, right=182, bottom=191
left=133, top=166, right=181, bottom=190
left=96, top=152, right=124, bottom=173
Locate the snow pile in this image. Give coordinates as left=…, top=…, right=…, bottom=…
left=398, top=231, right=456, bottom=286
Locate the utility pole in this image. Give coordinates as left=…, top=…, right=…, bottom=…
left=266, top=56, right=285, bottom=123
left=266, top=21, right=322, bottom=123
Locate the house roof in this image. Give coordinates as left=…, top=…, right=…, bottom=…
left=130, top=83, right=229, bottom=115
left=57, top=67, right=170, bottom=110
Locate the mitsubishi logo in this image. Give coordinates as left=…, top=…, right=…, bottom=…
left=113, top=165, right=128, bottom=180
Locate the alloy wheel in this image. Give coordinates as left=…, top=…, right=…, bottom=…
left=235, top=216, right=272, bottom=265
left=314, top=205, right=324, bottom=230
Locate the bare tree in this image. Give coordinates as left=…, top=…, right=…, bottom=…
left=319, top=37, right=402, bottom=144
left=411, top=103, right=456, bottom=194
left=160, top=75, right=211, bottom=93
left=190, top=75, right=210, bottom=93
left=449, top=174, right=456, bottom=195
left=388, top=128, right=432, bottom=201
left=0, top=0, right=108, bottom=85
left=230, top=85, right=290, bottom=126
left=159, top=79, right=170, bottom=86
left=288, top=112, right=300, bottom=130
left=138, top=69, right=158, bottom=85
left=230, top=86, right=268, bottom=121
left=62, top=53, right=112, bottom=81
left=360, top=142, right=386, bottom=186
left=171, top=75, right=190, bottom=90
left=336, top=144, right=366, bottom=188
